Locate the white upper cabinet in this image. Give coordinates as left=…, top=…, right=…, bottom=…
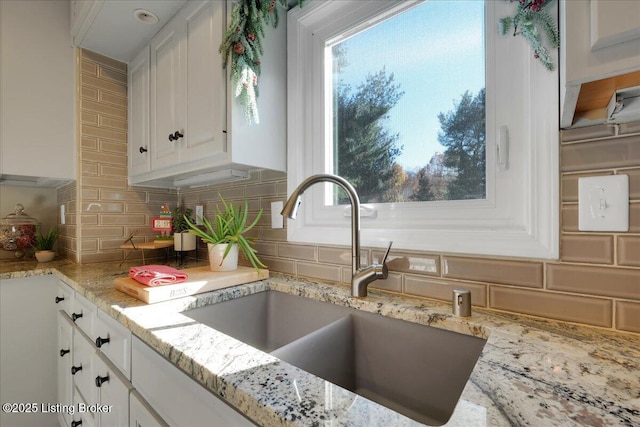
left=0, top=0, right=75, bottom=185
left=560, top=0, right=640, bottom=127
left=128, top=0, right=286, bottom=188
left=129, top=47, right=151, bottom=176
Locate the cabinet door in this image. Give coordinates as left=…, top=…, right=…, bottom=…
left=150, top=18, right=183, bottom=170
left=55, top=280, right=74, bottom=316
left=130, top=390, right=169, bottom=427
left=179, top=0, right=227, bottom=164
left=131, top=336, right=253, bottom=426
left=94, top=308, right=132, bottom=379
left=128, top=46, right=151, bottom=177
left=94, top=352, right=132, bottom=427
left=72, top=330, right=98, bottom=408
left=57, top=312, right=74, bottom=427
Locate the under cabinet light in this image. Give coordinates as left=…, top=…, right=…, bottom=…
left=173, top=170, right=249, bottom=188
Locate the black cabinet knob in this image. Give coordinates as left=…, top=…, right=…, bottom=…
left=95, top=374, right=110, bottom=388
left=71, top=365, right=82, bottom=375
left=168, top=130, right=183, bottom=141
left=72, top=312, right=82, bottom=322
left=55, top=296, right=64, bottom=304
left=71, top=420, right=82, bottom=427
left=60, top=348, right=70, bottom=357
left=139, top=146, right=148, bottom=153
left=95, top=336, right=110, bottom=348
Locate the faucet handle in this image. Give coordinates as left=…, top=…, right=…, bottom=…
left=382, top=241, right=393, bottom=265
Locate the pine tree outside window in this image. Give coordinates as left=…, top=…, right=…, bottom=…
left=287, top=0, right=559, bottom=259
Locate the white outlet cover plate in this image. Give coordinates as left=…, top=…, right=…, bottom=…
left=578, top=175, right=629, bottom=232
left=271, top=201, right=284, bottom=229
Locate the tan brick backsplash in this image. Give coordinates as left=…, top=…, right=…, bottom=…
left=615, top=301, right=640, bottom=333
left=404, top=276, right=487, bottom=307
left=560, top=134, right=640, bottom=172
left=443, top=256, right=543, bottom=288
left=547, top=264, right=640, bottom=300
left=489, top=287, right=612, bottom=328
left=58, top=49, right=639, bottom=332
left=618, top=236, right=640, bottom=267
left=560, top=234, right=613, bottom=264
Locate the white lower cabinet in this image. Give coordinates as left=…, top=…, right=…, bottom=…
left=70, top=385, right=96, bottom=427
left=1, top=275, right=58, bottom=427
left=94, top=352, right=133, bottom=427
left=55, top=282, right=252, bottom=427
left=57, top=312, right=74, bottom=427
left=132, top=336, right=254, bottom=426
left=130, top=390, right=169, bottom=427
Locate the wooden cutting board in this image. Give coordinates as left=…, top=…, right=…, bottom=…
left=114, top=266, right=269, bottom=304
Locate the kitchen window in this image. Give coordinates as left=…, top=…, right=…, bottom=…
left=286, top=0, right=559, bottom=259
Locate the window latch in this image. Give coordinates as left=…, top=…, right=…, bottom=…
left=497, top=125, right=509, bottom=171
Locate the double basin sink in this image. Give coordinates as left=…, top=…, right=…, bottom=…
left=183, top=290, right=486, bottom=425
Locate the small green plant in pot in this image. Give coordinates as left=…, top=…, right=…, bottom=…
left=34, top=226, right=58, bottom=263
left=172, top=207, right=196, bottom=251
left=184, top=197, right=266, bottom=271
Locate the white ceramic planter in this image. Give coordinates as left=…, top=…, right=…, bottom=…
left=207, top=243, right=238, bottom=271
left=174, top=232, right=196, bottom=251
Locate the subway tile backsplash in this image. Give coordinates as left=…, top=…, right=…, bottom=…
left=59, top=50, right=639, bottom=334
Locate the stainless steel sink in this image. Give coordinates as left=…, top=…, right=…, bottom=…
left=183, top=291, right=486, bottom=426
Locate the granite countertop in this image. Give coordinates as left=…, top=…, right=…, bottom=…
left=2, top=259, right=639, bottom=426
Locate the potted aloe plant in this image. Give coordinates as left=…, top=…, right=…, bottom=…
left=34, top=226, right=58, bottom=263
left=184, top=197, right=265, bottom=271
left=172, top=207, right=196, bottom=251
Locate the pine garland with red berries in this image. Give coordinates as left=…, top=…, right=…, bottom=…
left=220, top=0, right=304, bottom=124
left=498, top=0, right=559, bottom=71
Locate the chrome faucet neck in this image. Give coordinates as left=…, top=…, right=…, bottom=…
left=282, top=174, right=391, bottom=297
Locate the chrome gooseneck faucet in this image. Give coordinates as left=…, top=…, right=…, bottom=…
left=281, top=174, right=392, bottom=297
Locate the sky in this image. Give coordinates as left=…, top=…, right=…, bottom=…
left=334, top=0, right=485, bottom=170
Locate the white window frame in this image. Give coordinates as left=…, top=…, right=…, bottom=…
left=286, top=0, right=559, bottom=259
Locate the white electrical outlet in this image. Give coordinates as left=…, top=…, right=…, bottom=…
left=271, top=201, right=284, bottom=229
left=60, top=205, right=65, bottom=225
left=578, top=175, right=629, bottom=232
left=195, top=205, right=204, bottom=225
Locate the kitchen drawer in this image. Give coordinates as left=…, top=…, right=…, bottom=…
left=71, top=292, right=96, bottom=337
left=55, top=280, right=74, bottom=316
left=94, top=309, right=132, bottom=379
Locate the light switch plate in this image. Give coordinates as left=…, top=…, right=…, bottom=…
left=578, top=175, right=629, bottom=232
left=195, top=205, right=204, bottom=225
left=271, top=201, right=284, bottom=229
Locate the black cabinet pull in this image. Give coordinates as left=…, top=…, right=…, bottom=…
left=139, top=146, right=148, bottom=153
left=55, top=296, right=64, bottom=304
left=71, top=420, right=82, bottom=427
left=95, top=374, right=110, bottom=387
left=168, top=130, right=183, bottom=141
left=95, top=336, right=110, bottom=348
left=72, top=312, right=82, bottom=322
left=60, top=348, right=70, bottom=357
left=71, top=365, right=82, bottom=375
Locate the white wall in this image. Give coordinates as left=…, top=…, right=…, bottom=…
left=0, top=0, right=76, bottom=180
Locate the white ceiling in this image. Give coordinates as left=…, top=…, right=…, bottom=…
left=78, top=0, right=187, bottom=63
